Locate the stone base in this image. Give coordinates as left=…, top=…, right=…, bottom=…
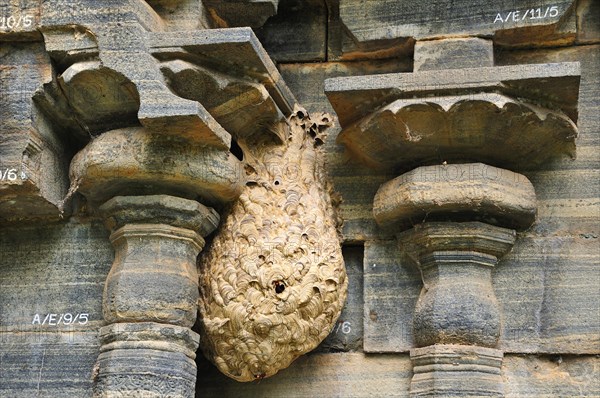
left=410, top=345, right=504, bottom=397
left=94, top=322, right=199, bottom=398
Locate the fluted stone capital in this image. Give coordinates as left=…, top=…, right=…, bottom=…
left=100, top=194, right=219, bottom=236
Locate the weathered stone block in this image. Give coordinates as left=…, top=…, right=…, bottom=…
left=0, top=220, right=112, bottom=396
left=576, top=0, right=600, bottom=43
left=203, top=0, right=279, bottom=28
left=414, top=38, right=494, bottom=71
left=0, top=1, right=41, bottom=41
left=196, top=352, right=413, bottom=397
left=338, top=0, right=577, bottom=49
left=318, top=246, right=364, bottom=352
left=363, top=239, right=420, bottom=352
left=255, top=0, right=327, bottom=62
left=145, top=0, right=212, bottom=31
left=193, top=352, right=600, bottom=397
left=0, top=43, right=70, bottom=221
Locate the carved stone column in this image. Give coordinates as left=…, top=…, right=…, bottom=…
left=325, top=55, right=580, bottom=397
left=66, top=123, right=244, bottom=397
left=93, top=195, right=218, bottom=396
left=40, top=15, right=296, bottom=394
left=373, top=163, right=536, bottom=396
left=399, top=222, right=514, bottom=397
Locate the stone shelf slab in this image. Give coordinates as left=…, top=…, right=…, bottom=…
left=69, top=127, right=244, bottom=207
left=148, top=28, right=296, bottom=116
left=374, top=163, right=537, bottom=231
left=325, top=62, right=580, bottom=127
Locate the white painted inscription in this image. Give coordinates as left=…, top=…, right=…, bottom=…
left=0, top=169, right=18, bottom=181
left=334, top=321, right=352, bottom=335
left=494, top=6, right=559, bottom=23
left=0, top=15, right=33, bottom=30
left=32, top=313, right=89, bottom=326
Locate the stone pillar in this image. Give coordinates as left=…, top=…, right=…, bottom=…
left=325, top=59, right=579, bottom=397
left=398, top=222, right=515, bottom=397
left=67, top=125, right=243, bottom=397
left=325, top=48, right=579, bottom=397
left=373, top=164, right=536, bottom=396
left=93, top=195, right=219, bottom=397
left=48, top=18, right=298, bottom=389
left=410, top=345, right=504, bottom=397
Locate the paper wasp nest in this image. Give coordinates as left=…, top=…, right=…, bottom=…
left=198, top=108, right=347, bottom=381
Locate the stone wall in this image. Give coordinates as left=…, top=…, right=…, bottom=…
left=1, top=0, right=599, bottom=397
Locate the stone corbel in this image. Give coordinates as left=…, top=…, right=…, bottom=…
left=325, top=48, right=580, bottom=396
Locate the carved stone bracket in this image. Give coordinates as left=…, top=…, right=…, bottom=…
left=326, top=53, right=580, bottom=396
left=37, top=25, right=295, bottom=149
left=326, top=62, right=580, bottom=173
